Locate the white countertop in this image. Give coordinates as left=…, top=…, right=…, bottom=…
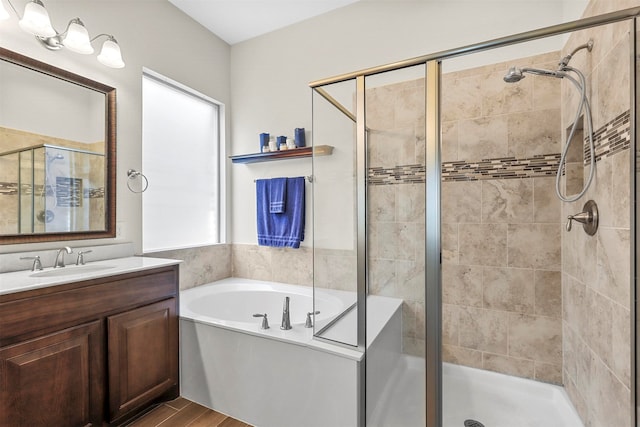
left=0, top=256, right=181, bottom=296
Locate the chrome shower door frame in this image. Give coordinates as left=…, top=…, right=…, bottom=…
left=310, top=6, right=640, bottom=427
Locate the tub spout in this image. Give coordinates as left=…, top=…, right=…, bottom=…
left=281, top=296, right=292, bottom=330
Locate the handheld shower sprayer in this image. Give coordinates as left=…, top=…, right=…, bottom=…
left=502, top=39, right=595, bottom=203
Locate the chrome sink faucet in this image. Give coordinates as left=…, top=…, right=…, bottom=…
left=280, top=296, right=292, bottom=330
left=54, top=246, right=73, bottom=268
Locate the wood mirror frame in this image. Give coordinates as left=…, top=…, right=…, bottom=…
left=0, top=47, right=116, bottom=244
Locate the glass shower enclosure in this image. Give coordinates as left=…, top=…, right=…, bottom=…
left=311, top=6, right=638, bottom=427
left=0, top=144, right=105, bottom=235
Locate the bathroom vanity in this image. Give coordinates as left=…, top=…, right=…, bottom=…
left=0, top=258, right=180, bottom=426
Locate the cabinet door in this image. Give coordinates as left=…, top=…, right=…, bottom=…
left=107, top=298, right=178, bottom=422
left=0, top=320, right=104, bottom=427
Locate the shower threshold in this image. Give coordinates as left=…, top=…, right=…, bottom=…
left=368, top=357, right=584, bottom=427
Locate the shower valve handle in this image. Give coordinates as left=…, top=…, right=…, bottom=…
left=566, top=200, right=598, bottom=236
left=253, top=313, right=270, bottom=330
left=566, top=212, right=591, bottom=231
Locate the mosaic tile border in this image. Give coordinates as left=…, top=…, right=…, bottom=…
left=584, top=109, right=630, bottom=164
left=369, top=164, right=426, bottom=185
left=369, top=109, right=631, bottom=185
left=0, top=182, right=105, bottom=198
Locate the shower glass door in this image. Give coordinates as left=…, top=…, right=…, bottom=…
left=312, top=78, right=359, bottom=348
left=364, top=64, right=427, bottom=427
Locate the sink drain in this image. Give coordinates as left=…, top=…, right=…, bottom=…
left=464, top=420, right=485, bottom=427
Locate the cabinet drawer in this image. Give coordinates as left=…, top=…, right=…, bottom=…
left=0, top=266, right=178, bottom=346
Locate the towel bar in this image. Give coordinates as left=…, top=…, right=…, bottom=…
left=254, top=176, right=313, bottom=183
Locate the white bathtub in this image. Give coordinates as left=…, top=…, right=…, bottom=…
left=180, top=278, right=353, bottom=339
left=179, top=278, right=403, bottom=427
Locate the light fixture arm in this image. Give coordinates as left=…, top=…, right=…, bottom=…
left=90, top=33, right=115, bottom=43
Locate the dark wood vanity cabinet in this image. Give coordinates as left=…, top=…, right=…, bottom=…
left=0, top=264, right=180, bottom=427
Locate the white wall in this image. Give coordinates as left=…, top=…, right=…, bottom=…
left=229, top=0, right=588, bottom=244
left=0, top=0, right=230, bottom=254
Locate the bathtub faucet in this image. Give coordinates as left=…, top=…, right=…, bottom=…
left=252, top=313, right=270, bottom=330
left=280, top=296, right=292, bottom=330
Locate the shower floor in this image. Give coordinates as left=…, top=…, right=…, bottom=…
left=368, top=356, right=584, bottom=427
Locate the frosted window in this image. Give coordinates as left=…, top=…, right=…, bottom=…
left=142, top=73, right=222, bottom=251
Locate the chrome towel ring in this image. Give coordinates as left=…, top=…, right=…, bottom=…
left=126, top=169, right=149, bottom=193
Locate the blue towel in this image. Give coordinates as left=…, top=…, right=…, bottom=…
left=269, top=177, right=287, bottom=213
left=257, top=177, right=305, bottom=248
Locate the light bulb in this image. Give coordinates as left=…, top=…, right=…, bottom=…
left=19, top=0, right=56, bottom=38
left=97, top=37, right=124, bottom=68
left=62, top=19, right=93, bottom=54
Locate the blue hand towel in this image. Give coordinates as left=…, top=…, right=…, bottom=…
left=269, top=177, right=287, bottom=213
left=257, top=177, right=305, bottom=248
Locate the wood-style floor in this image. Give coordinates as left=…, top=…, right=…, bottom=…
left=126, top=397, right=252, bottom=427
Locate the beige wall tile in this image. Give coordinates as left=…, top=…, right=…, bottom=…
left=396, top=260, right=425, bottom=302
left=148, top=244, right=232, bottom=290
left=441, top=120, right=458, bottom=162
left=483, top=267, right=535, bottom=313
left=508, top=313, right=562, bottom=364
left=508, top=223, right=561, bottom=270
left=533, top=177, right=561, bottom=223
left=270, top=247, right=313, bottom=286
left=441, top=75, right=482, bottom=122
left=368, top=258, right=396, bottom=297
left=442, top=181, right=482, bottom=224
left=441, top=223, right=459, bottom=264
left=443, top=264, right=483, bottom=307
left=507, top=109, right=561, bottom=158
left=596, top=227, right=630, bottom=307
left=377, top=222, right=417, bottom=261
left=459, top=223, right=508, bottom=267
left=367, top=126, right=417, bottom=168
left=395, top=85, right=425, bottom=128
left=369, top=185, right=396, bottom=222
left=481, top=179, right=533, bottom=224
left=588, top=354, right=631, bottom=427
left=442, top=344, right=483, bottom=369
left=534, top=270, right=562, bottom=318
left=232, top=244, right=272, bottom=281
left=458, top=116, right=509, bottom=160
left=442, top=304, right=459, bottom=346
left=534, top=361, right=563, bottom=384
left=396, top=183, right=425, bottom=222
left=482, top=353, right=535, bottom=379
left=611, top=305, right=631, bottom=388
left=459, top=307, right=508, bottom=354
left=403, top=336, right=426, bottom=357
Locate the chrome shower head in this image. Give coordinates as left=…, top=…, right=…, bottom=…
left=503, top=67, right=524, bottom=83
left=503, top=66, right=565, bottom=83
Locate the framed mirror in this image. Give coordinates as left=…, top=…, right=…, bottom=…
left=0, top=47, right=116, bottom=244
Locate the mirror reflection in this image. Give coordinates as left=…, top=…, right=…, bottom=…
left=0, top=48, right=115, bottom=242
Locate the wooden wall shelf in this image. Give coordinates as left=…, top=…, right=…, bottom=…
left=230, top=145, right=333, bottom=164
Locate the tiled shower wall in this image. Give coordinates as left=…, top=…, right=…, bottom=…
left=559, top=12, right=633, bottom=427
left=440, top=52, right=564, bottom=383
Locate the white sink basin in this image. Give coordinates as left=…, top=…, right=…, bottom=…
left=30, top=264, right=115, bottom=278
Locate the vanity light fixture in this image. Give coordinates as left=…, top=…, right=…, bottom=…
left=0, top=0, right=125, bottom=68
